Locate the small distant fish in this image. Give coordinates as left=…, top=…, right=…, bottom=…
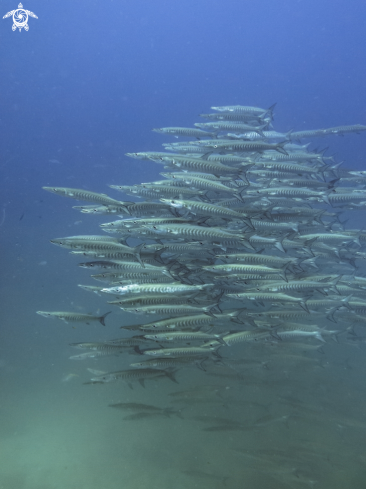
left=36, top=311, right=111, bottom=326
left=182, top=469, right=229, bottom=486
left=87, top=368, right=178, bottom=386
left=108, top=402, right=183, bottom=419
left=61, top=373, right=79, bottom=382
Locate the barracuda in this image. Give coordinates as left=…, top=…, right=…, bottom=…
left=138, top=313, right=233, bottom=331
left=50, top=238, right=146, bottom=265
left=203, top=263, right=289, bottom=281
left=131, top=356, right=208, bottom=370
left=88, top=368, right=178, bottom=385
left=78, top=260, right=165, bottom=273
left=43, top=187, right=123, bottom=206
left=121, top=303, right=218, bottom=317
left=211, top=103, right=276, bottom=116
left=215, top=252, right=298, bottom=269
left=91, top=271, right=174, bottom=283
left=226, top=292, right=309, bottom=312
left=143, top=223, right=251, bottom=245
left=195, top=121, right=266, bottom=135
left=222, top=329, right=272, bottom=346
left=153, top=127, right=215, bottom=139
left=201, top=140, right=288, bottom=155
left=144, top=330, right=227, bottom=343
left=142, top=345, right=221, bottom=358
left=247, top=186, right=331, bottom=204
left=199, top=112, right=270, bottom=123
left=160, top=198, right=252, bottom=224
left=161, top=156, right=246, bottom=177
left=36, top=311, right=111, bottom=326
left=161, top=175, right=242, bottom=195
left=73, top=204, right=131, bottom=214
left=100, top=217, right=192, bottom=230
left=101, top=282, right=213, bottom=296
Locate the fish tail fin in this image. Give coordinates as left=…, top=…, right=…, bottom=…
left=165, top=370, right=179, bottom=384
left=256, top=124, right=267, bottom=137
left=197, top=358, right=207, bottom=371
left=320, top=190, right=332, bottom=205
left=299, top=256, right=318, bottom=269
left=153, top=247, right=167, bottom=264
left=133, top=243, right=146, bottom=267
left=315, top=332, right=326, bottom=343
left=275, top=141, right=289, bottom=155
left=326, top=307, right=338, bottom=323
left=275, top=236, right=286, bottom=253
left=204, top=304, right=219, bottom=318
left=238, top=172, right=249, bottom=185
left=233, top=190, right=246, bottom=203
left=267, top=102, right=277, bottom=115
left=314, top=210, right=326, bottom=226
left=279, top=262, right=290, bottom=282
left=99, top=311, right=111, bottom=326
left=285, top=129, right=293, bottom=139
left=341, top=294, right=353, bottom=310
left=241, top=215, right=254, bottom=229
left=328, top=177, right=340, bottom=188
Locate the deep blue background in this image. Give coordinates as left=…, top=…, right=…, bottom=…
left=1, top=0, right=366, bottom=194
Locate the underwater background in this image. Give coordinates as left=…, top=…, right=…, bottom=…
left=1, top=1, right=366, bottom=488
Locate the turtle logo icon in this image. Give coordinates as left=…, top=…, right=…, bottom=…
left=3, top=3, right=38, bottom=31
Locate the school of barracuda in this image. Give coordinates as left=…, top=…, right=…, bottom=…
left=38, top=105, right=366, bottom=486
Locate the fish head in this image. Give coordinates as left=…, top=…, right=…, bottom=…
left=90, top=374, right=113, bottom=383
left=43, top=187, right=65, bottom=195
left=143, top=350, right=159, bottom=356
left=202, top=266, right=217, bottom=272
left=126, top=152, right=145, bottom=159
left=144, top=334, right=161, bottom=340
left=36, top=311, right=55, bottom=318
left=50, top=238, right=67, bottom=246
left=130, top=362, right=145, bottom=368
left=161, top=199, right=184, bottom=209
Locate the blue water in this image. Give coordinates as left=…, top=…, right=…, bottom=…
left=1, top=1, right=366, bottom=488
